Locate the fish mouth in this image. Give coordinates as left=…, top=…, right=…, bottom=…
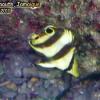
left=28, top=38, right=35, bottom=46
left=28, top=34, right=35, bottom=46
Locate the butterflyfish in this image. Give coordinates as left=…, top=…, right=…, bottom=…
left=28, top=25, right=79, bottom=77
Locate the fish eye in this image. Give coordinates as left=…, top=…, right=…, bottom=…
left=45, top=26, right=55, bottom=34
left=46, top=28, right=53, bottom=33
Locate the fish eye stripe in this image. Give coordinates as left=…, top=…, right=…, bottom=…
left=33, top=28, right=64, bottom=47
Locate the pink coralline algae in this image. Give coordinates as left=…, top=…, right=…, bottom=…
left=43, top=4, right=51, bottom=16
left=88, top=1, right=97, bottom=11
left=71, top=4, right=77, bottom=12
left=59, top=0, right=65, bottom=4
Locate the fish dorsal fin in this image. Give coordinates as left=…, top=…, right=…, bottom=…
left=67, top=57, right=79, bottom=78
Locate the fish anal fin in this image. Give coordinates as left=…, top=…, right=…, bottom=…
left=37, top=61, right=55, bottom=68
left=67, top=57, right=79, bottom=78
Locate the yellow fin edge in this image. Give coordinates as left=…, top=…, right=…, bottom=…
left=67, top=57, right=79, bottom=78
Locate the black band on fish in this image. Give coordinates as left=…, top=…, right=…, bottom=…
left=51, top=44, right=73, bottom=60
left=33, top=28, right=64, bottom=47
left=67, top=54, right=75, bottom=71
left=39, top=44, right=74, bottom=64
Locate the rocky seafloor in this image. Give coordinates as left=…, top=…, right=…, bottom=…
left=0, top=0, right=100, bottom=100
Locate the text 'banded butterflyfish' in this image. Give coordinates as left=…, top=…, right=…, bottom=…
left=28, top=25, right=79, bottom=78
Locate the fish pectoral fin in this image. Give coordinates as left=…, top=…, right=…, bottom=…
left=67, top=57, right=79, bottom=78
left=36, top=61, right=55, bottom=68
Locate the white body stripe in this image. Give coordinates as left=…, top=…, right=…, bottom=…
left=32, top=30, right=74, bottom=58
left=37, top=47, right=75, bottom=70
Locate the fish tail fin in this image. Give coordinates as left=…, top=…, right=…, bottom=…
left=67, top=57, right=79, bottom=78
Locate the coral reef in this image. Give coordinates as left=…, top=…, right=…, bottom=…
left=0, top=0, right=100, bottom=100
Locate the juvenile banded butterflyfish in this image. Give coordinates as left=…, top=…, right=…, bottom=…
left=28, top=25, right=79, bottom=78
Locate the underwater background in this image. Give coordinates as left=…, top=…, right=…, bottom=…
left=0, top=0, right=100, bottom=100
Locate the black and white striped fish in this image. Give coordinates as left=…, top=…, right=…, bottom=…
left=28, top=25, right=79, bottom=77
